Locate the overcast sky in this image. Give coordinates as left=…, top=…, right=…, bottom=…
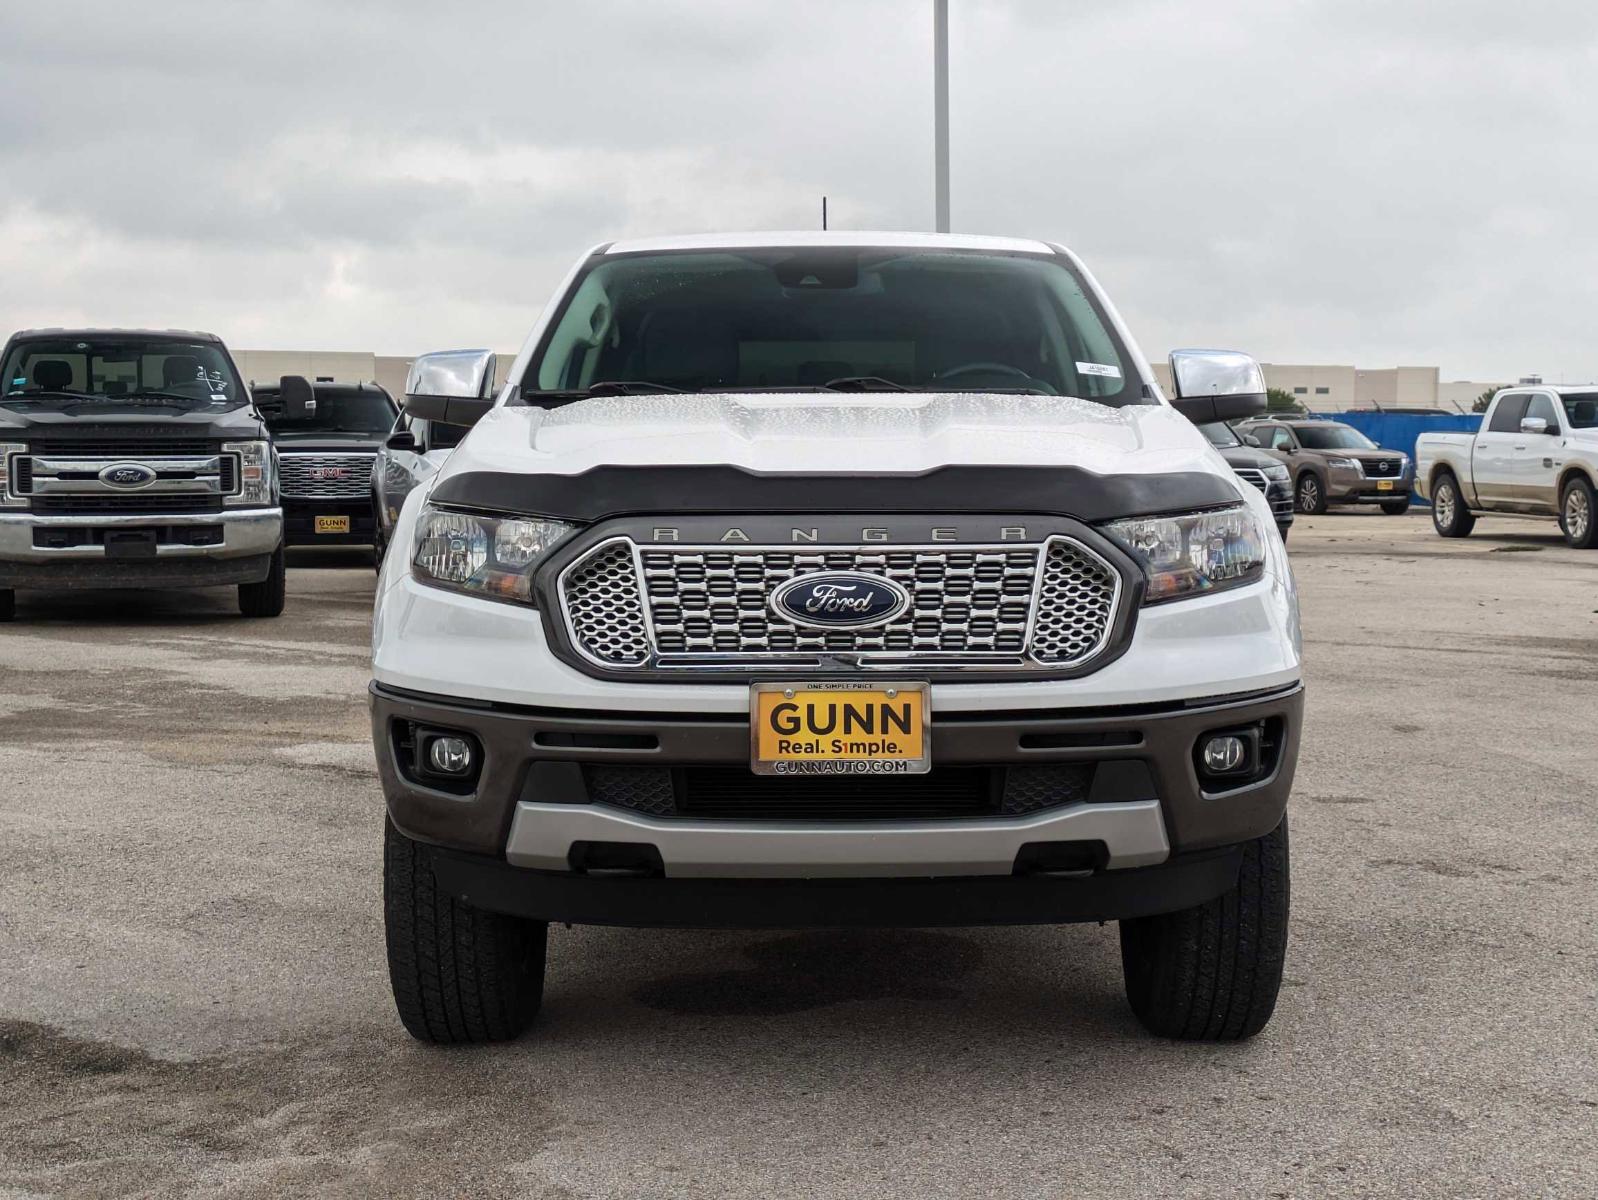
left=3, top=0, right=1596, bottom=381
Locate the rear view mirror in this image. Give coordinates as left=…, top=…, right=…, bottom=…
left=1167, top=350, right=1267, bottom=423
left=1520, top=417, right=1551, bottom=436
left=403, top=349, right=497, bottom=427
left=279, top=375, right=316, bottom=420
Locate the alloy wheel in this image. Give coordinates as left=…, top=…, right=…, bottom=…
left=1568, top=487, right=1591, bottom=543
left=1297, top=477, right=1320, bottom=514
left=1435, top=482, right=1455, bottom=528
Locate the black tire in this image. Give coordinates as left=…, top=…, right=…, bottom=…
left=1430, top=472, right=1475, bottom=538
left=1277, top=524, right=1290, bottom=544
left=1560, top=475, right=1598, bottom=549
left=238, top=544, right=286, bottom=617
left=1120, top=818, right=1289, bottom=1041
left=384, top=818, right=547, bottom=1044
left=1380, top=498, right=1411, bottom=516
left=0, top=589, right=13, bottom=622
left=372, top=495, right=387, bottom=573
left=1295, top=473, right=1327, bottom=515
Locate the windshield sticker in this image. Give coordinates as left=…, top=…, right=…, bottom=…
left=1076, top=362, right=1122, bottom=379
left=10, top=377, right=24, bottom=387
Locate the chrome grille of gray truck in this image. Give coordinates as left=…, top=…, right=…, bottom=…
left=277, top=453, right=374, bottom=499
left=558, top=536, right=1122, bottom=674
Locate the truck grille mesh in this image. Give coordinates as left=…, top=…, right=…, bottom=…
left=277, top=454, right=375, bottom=499
left=559, top=535, right=1121, bottom=674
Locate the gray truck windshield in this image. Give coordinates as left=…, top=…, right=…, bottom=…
left=524, top=248, right=1140, bottom=406
left=1, top=338, right=243, bottom=406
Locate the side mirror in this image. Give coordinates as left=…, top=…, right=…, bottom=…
left=1242, top=433, right=1262, bottom=448
left=403, top=349, right=497, bottom=427
left=385, top=429, right=417, bottom=452
left=1520, top=416, right=1551, bottom=436
left=1167, top=350, right=1267, bottom=423
left=279, top=374, right=316, bottom=420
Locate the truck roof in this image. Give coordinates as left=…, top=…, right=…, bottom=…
left=1500, top=384, right=1598, bottom=395
left=7, top=327, right=224, bottom=343
left=601, top=231, right=1059, bottom=256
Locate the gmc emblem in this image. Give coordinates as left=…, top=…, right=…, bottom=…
left=309, top=466, right=350, bottom=481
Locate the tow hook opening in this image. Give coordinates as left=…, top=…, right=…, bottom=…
left=1012, top=840, right=1109, bottom=876
left=568, top=840, right=666, bottom=877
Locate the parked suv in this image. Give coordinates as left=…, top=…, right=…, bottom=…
left=252, top=379, right=396, bottom=557
left=0, top=328, right=284, bottom=620
left=1197, top=421, right=1294, bottom=540
left=372, top=233, right=1302, bottom=1046
left=1241, top=418, right=1412, bottom=515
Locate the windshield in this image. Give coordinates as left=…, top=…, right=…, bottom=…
left=1199, top=421, right=1241, bottom=448
left=258, top=388, right=396, bottom=435
left=0, top=337, right=243, bottom=407
left=523, top=247, right=1141, bottom=405
left=1296, top=424, right=1377, bottom=451
left=1561, top=393, right=1598, bottom=429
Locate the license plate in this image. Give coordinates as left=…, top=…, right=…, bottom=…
left=750, top=682, right=930, bottom=776
left=315, top=515, right=351, bottom=534
left=1376, top=480, right=1395, bottom=492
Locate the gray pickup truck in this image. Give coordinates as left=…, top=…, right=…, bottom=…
left=0, top=328, right=286, bottom=620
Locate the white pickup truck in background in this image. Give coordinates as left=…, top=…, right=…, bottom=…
left=1416, top=386, right=1598, bottom=548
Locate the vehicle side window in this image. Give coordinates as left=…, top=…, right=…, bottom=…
left=1269, top=427, right=1295, bottom=452
left=1525, top=394, right=1559, bottom=431
left=1488, top=394, right=1527, bottom=433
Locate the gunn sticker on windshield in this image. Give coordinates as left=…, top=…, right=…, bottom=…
left=1076, top=362, right=1122, bottom=378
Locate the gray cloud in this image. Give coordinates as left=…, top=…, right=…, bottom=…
left=2, top=0, right=1596, bottom=379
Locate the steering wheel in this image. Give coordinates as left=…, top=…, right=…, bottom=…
left=936, top=362, right=1034, bottom=383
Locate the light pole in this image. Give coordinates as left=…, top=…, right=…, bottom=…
left=934, top=0, right=950, bottom=233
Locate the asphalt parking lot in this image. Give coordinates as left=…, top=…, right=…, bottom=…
left=1, top=513, right=1594, bottom=1199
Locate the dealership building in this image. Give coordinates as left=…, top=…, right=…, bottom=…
left=236, top=348, right=1504, bottom=415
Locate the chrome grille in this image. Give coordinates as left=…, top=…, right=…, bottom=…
left=277, top=453, right=374, bottom=499
left=558, top=535, right=1122, bottom=674
left=21, top=451, right=233, bottom=513
left=1233, top=468, right=1269, bottom=493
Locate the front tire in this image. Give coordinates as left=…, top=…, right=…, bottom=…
left=384, top=818, right=547, bottom=1044
left=1561, top=476, right=1598, bottom=549
left=1295, top=473, right=1327, bottom=515
left=238, top=544, right=286, bottom=617
left=1120, top=819, right=1289, bottom=1041
left=0, top=588, right=13, bottom=622
left=1380, top=498, right=1411, bottom=515
left=1430, top=472, right=1475, bottom=538
left=1277, top=524, right=1290, bottom=545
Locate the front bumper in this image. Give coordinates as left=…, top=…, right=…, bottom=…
left=372, top=681, right=1301, bottom=906
left=0, top=508, right=282, bottom=589
left=1327, top=466, right=1414, bottom=502
left=1265, top=479, right=1295, bottom=527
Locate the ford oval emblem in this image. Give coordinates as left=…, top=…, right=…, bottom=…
left=770, top=572, right=911, bottom=630
left=99, top=462, right=157, bottom=488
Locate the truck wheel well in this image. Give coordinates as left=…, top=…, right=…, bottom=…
left=1557, top=466, right=1595, bottom=497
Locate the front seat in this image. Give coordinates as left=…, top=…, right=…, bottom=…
left=31, top=359, right=74, bottom=392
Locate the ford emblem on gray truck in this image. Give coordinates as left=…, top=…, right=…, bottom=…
left=370, top=233, right=1303, bottom=1045
left=0, top=328, right=286, bottom=620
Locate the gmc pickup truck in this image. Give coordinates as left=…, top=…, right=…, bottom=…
left=371, top=233, right=1303, bottom=1045
left=1416, top=386, right=1598, bottom=547
left=0, top=328, right=285, bottom=620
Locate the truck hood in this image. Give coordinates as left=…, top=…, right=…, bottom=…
left=442, top=393, right=1226, bottom=480
left=0, top=393, right=264, bottom=441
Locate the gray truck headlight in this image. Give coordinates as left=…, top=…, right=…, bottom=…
left=1104, top=505, right=1267, bottom=604
left=222, top=440, right=274, bottom=506
left=411, top=504, right=576, bottom=605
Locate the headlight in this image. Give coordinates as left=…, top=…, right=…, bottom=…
left=1103, top=505, right=1267, bottom=604
left=222, top=440, right=274, bottom=506
left=1262, top=464, right=1290, bottom=481
left=411, top=504, right=576, bottom=605
left=0, top=442, right=27, bottom=509
left=1326, top=456, right=1359, bottom=470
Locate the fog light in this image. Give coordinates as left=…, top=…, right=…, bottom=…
left=427, top=735, right=474, bottom=776
left=1202, top=735, right=1247, bottom=774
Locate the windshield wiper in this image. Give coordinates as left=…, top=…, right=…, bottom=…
left=821, top=376, right=908, bottom=392
left=124, top=390, right=216, bottom=403
left=4, top=388, right=102, bottom=401
left=520, top=381, right=688, bottom=403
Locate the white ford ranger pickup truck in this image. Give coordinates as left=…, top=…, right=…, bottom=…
left=370, top=232, right=1303, bottom=1045
left=1417, top=386, right=1598, bottom=547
